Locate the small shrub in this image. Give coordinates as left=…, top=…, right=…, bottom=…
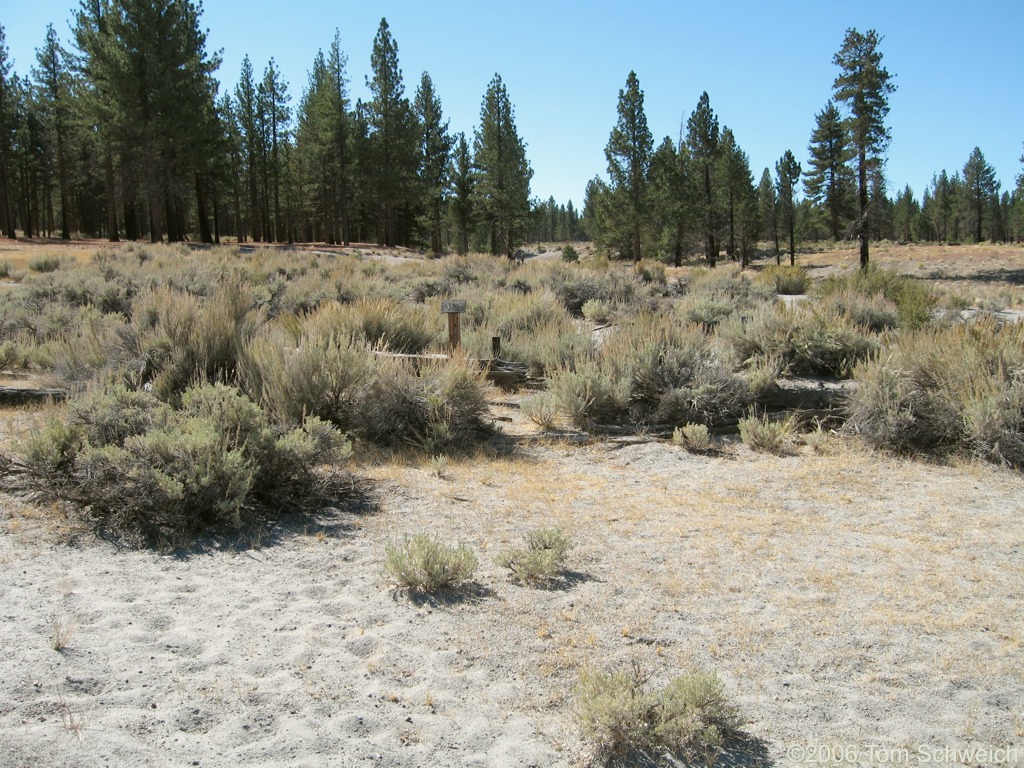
left=0, top=260, right=11, bottom=278
left=497, top=527, right=572, bottom=585
left=28, top=255, right=67, bottom=273
left=562, top=244, right=579, bottom=263
left=818, top=265, right=936, bottom=330
left=722, top=305, right=877, bottom=378
left=520, top=393, right=560, bottom=430
left=738, top=411, right=797, bottom=454
left=762, top=264, right=810, bottom=295
left=575, top=665, right=740, bottom=765
left=746, top=355, right=782, bottom=398
left=847, top=321, right=1024, bottom=465
left=635, top=260, right=666, bottom=286
left=581, top=298, right=613, bottom=323
left=672, top=423, right=711, bottom=452
left=803, top=424, right=831, bottom=452
left=384, top=535, right=478, bottom=594
left=548, top=363, right=629, bottom=428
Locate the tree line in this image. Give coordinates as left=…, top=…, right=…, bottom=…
left=0, top=3, right=541, bottom=256
left=585, top=29, right=1024, bottom=268
left=1, top=10, right=1022, bottom=262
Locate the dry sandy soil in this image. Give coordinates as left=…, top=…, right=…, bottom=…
left=1, top=394, right=1023, bottom=767
left=1, top=240, right=1023, bottom=766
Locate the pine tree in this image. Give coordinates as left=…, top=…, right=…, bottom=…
left=892, top=185, right=920, bottom=242
left=448, top=131, right=474, bottom=256
left=366, top=18, right=417, bottom=247
left=648, top=136, right=688, bottom=267
left=260, top=60, right=290, bottom=242
left=719, top=132, right=758, bottom=267
left=0, top=24, right=18, bottom=238
left=758, top=167, right=780, bottom=263
left=74, top=0, right=221, bottom=242
left=961, top=146, right=999, bottom=243
left=473, top=74, right=532, bottom=258
left=686, top=91, right=720, bottom=267
left=804, top=100, right=854, bottom=241
left=32, top=25, right=75, bottom=239
left=604, top=71, right=652, bottom=262
left=414, top=72, right=453, bottom=255
left=234, top=56, right=263, bottom=242
left=832, top=28, right=896, bottom=268
left=776, top=150, right=801, bottom=265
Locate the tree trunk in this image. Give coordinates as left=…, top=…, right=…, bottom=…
left=858, top=148, right=869, bottom=269
left=105, top=150, right=120, bottom=242
left=195, top=172, right=213, bottom=244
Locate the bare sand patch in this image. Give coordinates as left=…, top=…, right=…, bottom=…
left=1, top=397, right=1022, bottom=766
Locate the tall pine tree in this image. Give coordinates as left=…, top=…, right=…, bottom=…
left=604, top=71, right=652, bottom=262
left=832, top=28, right=896, bottom=268
left=686, top=91, right=720, bottom=267
left=804, top=100, right=854, bottom=241
left=474, top=74, right=532, bottom=258
left=414, top=72, right=453, bottom=255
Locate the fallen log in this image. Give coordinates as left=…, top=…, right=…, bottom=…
left=370, top=351, right=530, bottom=389
left=0, top=385, right=67, bottom=406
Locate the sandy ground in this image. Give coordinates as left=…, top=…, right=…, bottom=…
left=1, top=391, right=1023, bottom=768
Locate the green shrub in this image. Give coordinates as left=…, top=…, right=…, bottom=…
left=722, top=305, right=877, bottom=378
left=239, top=324, right=373, bottom=427
left=9, top=382, right=353, bottom=543
left=819, top=287, right=900, bottom=332
left=818, top=265, right=935, bottom=330
left=384, top=534, right=478, bottom=593
left=307, top=298, right=437, bottom=354
left=672, top=423, right=711, bottom=451
left=0, top=260, right=12, bottom=278
left=738, top=411, right=797, bottom=454
left=520, top=393, right=560, bottom=430
left=562, top=244, right=579, bottom=263
left=547, top=265, right=640, bottom=317
left=762, top=264, right=810, bottom=295
left=28, top=255, right=67, bottom=273
left=497, top=527, right=572, bottom=585
left=548, top=363, right=630, bottom=428
left=581, top=298, right=613, bottom=323
left=353, top=355, right=492, bottom=454
left=575, top=666, right=740, bottom=764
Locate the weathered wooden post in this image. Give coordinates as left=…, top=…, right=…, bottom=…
left=441, top=299, right=467, bottom=351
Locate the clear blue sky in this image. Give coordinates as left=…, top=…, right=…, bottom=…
left=4, top=0, right=1023, bottom=207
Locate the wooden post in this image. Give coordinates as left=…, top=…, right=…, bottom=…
left=441, top=299, right=467, bottom=352
left=492, top=336, right=501, bottom=358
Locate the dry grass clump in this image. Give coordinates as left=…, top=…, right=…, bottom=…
left=738, top=411, right=798, bottom=454
left=722, top=304, right=877, bottom=378
left=496, top=527, right=572, bottom=586
left=817, top=264, right=936, bottom=330
left=848, top=319, right=1024, bottom=466
left=575, top=664, right=740, bottom=766
left=672, top=423, right=712, bottom=452
left=543, top=262, right=642, bottom=317
left=384, top=534, right=478, bottom=594
left=549, top=314, right=750, bottom=429
left=760, top=264, right=810, bottom=295
left=676, top=266, right=776, bottom=328
left=520, top=393, right=561, bottom=430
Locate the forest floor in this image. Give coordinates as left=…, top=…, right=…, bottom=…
left=0, top=240, right=1022, bottom=766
